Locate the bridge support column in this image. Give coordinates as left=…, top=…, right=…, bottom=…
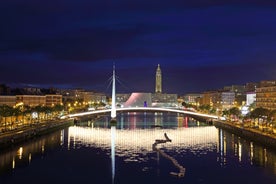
left=110, top=64, right=117, bottom=124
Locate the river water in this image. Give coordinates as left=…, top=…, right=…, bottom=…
left=0, top=112, right=276, bottom=184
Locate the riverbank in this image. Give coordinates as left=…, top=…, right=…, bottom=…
left=213, top=120, right=276, bottom=150
left=0, top=119, right=73, bottom=150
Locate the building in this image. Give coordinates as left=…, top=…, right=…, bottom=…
left=0, top=96, right=16, bottom=106
left=246, top=92, right=256, bottom=106
left=59, top=88, right=85, bottom=102
left=123, top=93, right=152, bottom=107
left=116, top=93, right=131, bottom=107
left=201, top=91, right=220, bottom=107
left=224, top=85, right=246, bottom=106
left=16, top=95, right=46, bottom=107
left=77, top=91, right=93, bottom=102
left=259, top=80, right=276, bottom=87
left=256, top=85, right=276, bottom=110
left=152, top=93, right=178, bottom=107
left=91, top=92, right=107, bottom=104
left=117, top=92, right=178, bottom=108
left=183, top=93, right=202, bottom=105
left=153, top=64, right=177, bottom=107
left=23, top=87, right=43, bottom=95
left=201, top=91, right=235, bottom=110
left=45, top=94, right=62, bottom=107
left=60, top=89, right=107, bottom=104
left=1, top=94, right=61, bottom=107
left=220, top=91, right=235, bottom=110
left=224, top=85, right=245, bottom=94
left=116, top=65, right=177, bottom=108
left=155, top=64, right=162, bottom=93
left=245, top=82, right=259, bottom=92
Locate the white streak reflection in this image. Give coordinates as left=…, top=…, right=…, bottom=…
left=12, top=156, right=15, bottom=169
left=17, top=147, right=23, bottom=160
left=60, top=130, right=64, bottom=146
left=238, top=139, right=242, bottom=162
left=28, top=153, right=32, bottom=164
left=250, top=142, right=254, bottom=165
left=111, top=126, right=116, bottom=184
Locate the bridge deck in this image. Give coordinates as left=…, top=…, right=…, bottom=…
left=65, top=107, right=219, bottom=120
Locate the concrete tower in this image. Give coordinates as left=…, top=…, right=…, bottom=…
left=155, top=64, right=162, bottom=93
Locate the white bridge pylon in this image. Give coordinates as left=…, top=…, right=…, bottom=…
left=111, top=64, right=116, bottom=119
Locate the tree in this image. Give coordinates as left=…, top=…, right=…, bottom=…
left=250, top=107, right=270, bottom=127
left=42, top=106, right=52, bottom=120
left=210, top=108, right=216, bottom=114
left=33, top=105, right=44, bottom=122
left=199, top=104, right=211, bottom=113
left=250, top=107, right=270, bottom=119
left=268, top=110, right=276, bottom=122
left=229, top=107, right=241, bottom=119
left=222, top=109, right=229, bottom=116
left=12, top=106, right=22, bottom=128
left=53, top=104, right=64, bottom=112
left=52, top=104, right=64, bottom=118
left=248, top=102, right=256, bottom=111
left=268, top=110, right=276, bottom=131
left=182, top=102, right=187, bottom=107
left=23, top=105, right=32, bottom=124
left=222, top=109, right=230, bottom=119
left=0, top=105, right=14, bottom=130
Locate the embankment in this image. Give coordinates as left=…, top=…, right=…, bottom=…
left=214, top=120, right=276, bottom=150
left=0, top=120, right=73, bottom=150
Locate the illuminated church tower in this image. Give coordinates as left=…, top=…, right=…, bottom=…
left=155, top=64, right=162, bottom=93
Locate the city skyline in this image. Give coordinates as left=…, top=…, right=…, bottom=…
left=1, top=1, right=276, bottom=94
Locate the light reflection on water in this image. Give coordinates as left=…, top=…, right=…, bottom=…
left=67, top=125, right=217, bottom=163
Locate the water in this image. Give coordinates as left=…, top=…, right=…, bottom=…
left=0, top=112, right=276, bottom=184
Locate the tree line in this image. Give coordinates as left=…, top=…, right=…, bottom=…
left=182, top=102, right=276, bottom=129
left=0, top=104, right=64, bottom=131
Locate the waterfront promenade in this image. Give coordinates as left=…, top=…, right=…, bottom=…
left=0, top=119, right=73, bottom=149
left=214, top=120, right=276, bottom=150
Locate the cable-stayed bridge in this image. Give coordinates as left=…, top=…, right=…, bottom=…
left=63, top=65, right=219, bottom=121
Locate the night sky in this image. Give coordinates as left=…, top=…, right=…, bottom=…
left=1, top=0, right=276, bottom=95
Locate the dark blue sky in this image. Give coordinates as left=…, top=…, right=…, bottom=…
left=1, top=0, right=276, bottom=94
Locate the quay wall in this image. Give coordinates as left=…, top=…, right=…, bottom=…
left=213, top=120, right=276, bottom=150
left=0, top=120, right=73, bottom=150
